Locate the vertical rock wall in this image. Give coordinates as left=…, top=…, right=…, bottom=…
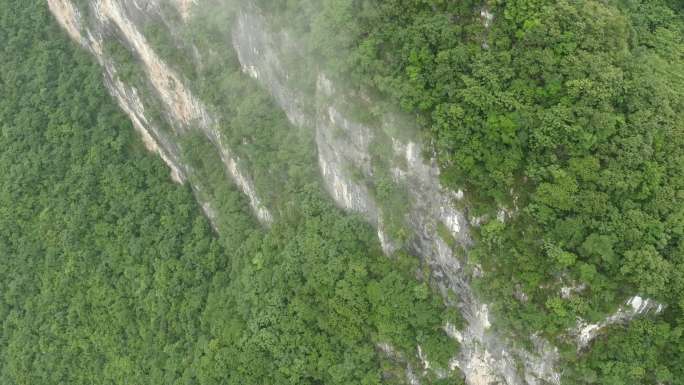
left=231, top=6, right=561, bottom=385
left=50, top=1, right=662, bottom=384
left=48, top=0, right=272, bottom=226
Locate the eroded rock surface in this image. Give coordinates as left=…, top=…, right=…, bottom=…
left=574, top=295, right=664, bottom=349
left=48, top=0, right=272, bottom=225
left=50, top=1, right=661, bottom=384
left=231, top=6, right=561, bottom=385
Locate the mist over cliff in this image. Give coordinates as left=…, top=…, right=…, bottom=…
left=31, top=0, right=684, bottom=384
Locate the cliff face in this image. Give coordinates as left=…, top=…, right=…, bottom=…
left=47, top=1, right=647, bottom=384
left=47, top=0, right=561, bottom=383
left=48, top=0, right=272, bottom=227
left=233, top=7, right=564, bottom=385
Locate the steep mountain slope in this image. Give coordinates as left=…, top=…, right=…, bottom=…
left=45, top=0, right=559, bottom=382
left=1, top=1, right=459, bottom=384
left=3, top=0, right=680, bottom=384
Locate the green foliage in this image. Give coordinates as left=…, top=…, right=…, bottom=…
left=299, top=0, right=684, bottom=382
left=0, top=2, right=461, bottom=384
left=7, top=0, right=681, bottom=383
left=104, top=38, right=145, bottom=84
left=564, top=320, right=683, bottom=385
left=139, top=8, right=320, bottom=215
left=144, top=21, right=198, bottom=82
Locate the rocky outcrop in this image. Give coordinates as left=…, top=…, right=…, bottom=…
left=51, top=1, right=661, bottom=384
left=49, top=0, right=562, bottom=382
left=574, top=295, right=664, bottom=349
left=231, top=6, right=560, bottom=385
left=173, top=0, right=197, bottom=21
left=232, top=8, right=311, bottom=129
left=48, top=0, right=272, bottom=225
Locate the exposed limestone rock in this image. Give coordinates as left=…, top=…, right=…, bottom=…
left=377, top=343, right=422, bottom=385
left=574, top=295, right=664, bottom=349
left=172, top=0, right=196, bottom=21
left=480, top=8, right=494, bottom=49
left=480, top=8, right=494, bottom=28
left=92, top=0, right=211, bottom=129
left=445, top=322, right=465, bottom=344
left=316, top=102, right=378, bottom=221
left=48, top=0, right=84, bottom=42
left=230, top=6, right=561, bottom=385
left=48, top=0, right=186, bottom=185
left=560, top=282, right=587, bottom=299
left=378, top=217, right=398, bottom=255
left=232, top=7, right=311, bottom=129
left=107, top=75, right=187, bottom=184
left=49, top=0, right=273, bottom=226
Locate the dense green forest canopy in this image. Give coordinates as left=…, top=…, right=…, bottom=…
left=298, top=0, right=683, bottom=383
left=0, top=1, right=460, bottom=384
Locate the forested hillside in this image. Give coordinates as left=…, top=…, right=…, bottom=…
left=3, top=0, right=683, bottom=384
left=309, top=0, right=684, bottom=383
left=0, top=1, right=459, bottom=384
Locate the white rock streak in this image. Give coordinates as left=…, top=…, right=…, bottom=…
left=50, top=2, right=660, bottom=384
left=574, top=295, right=664, bottom=348
left=48, top=0, right=272, bottom=225
left=173, top=0, right=196, bottom=21
left=93, top=0, right=210, bottom=129
left=48, top=0, right=186, bottom=185
left=230, top=7, right=560, bottom=385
